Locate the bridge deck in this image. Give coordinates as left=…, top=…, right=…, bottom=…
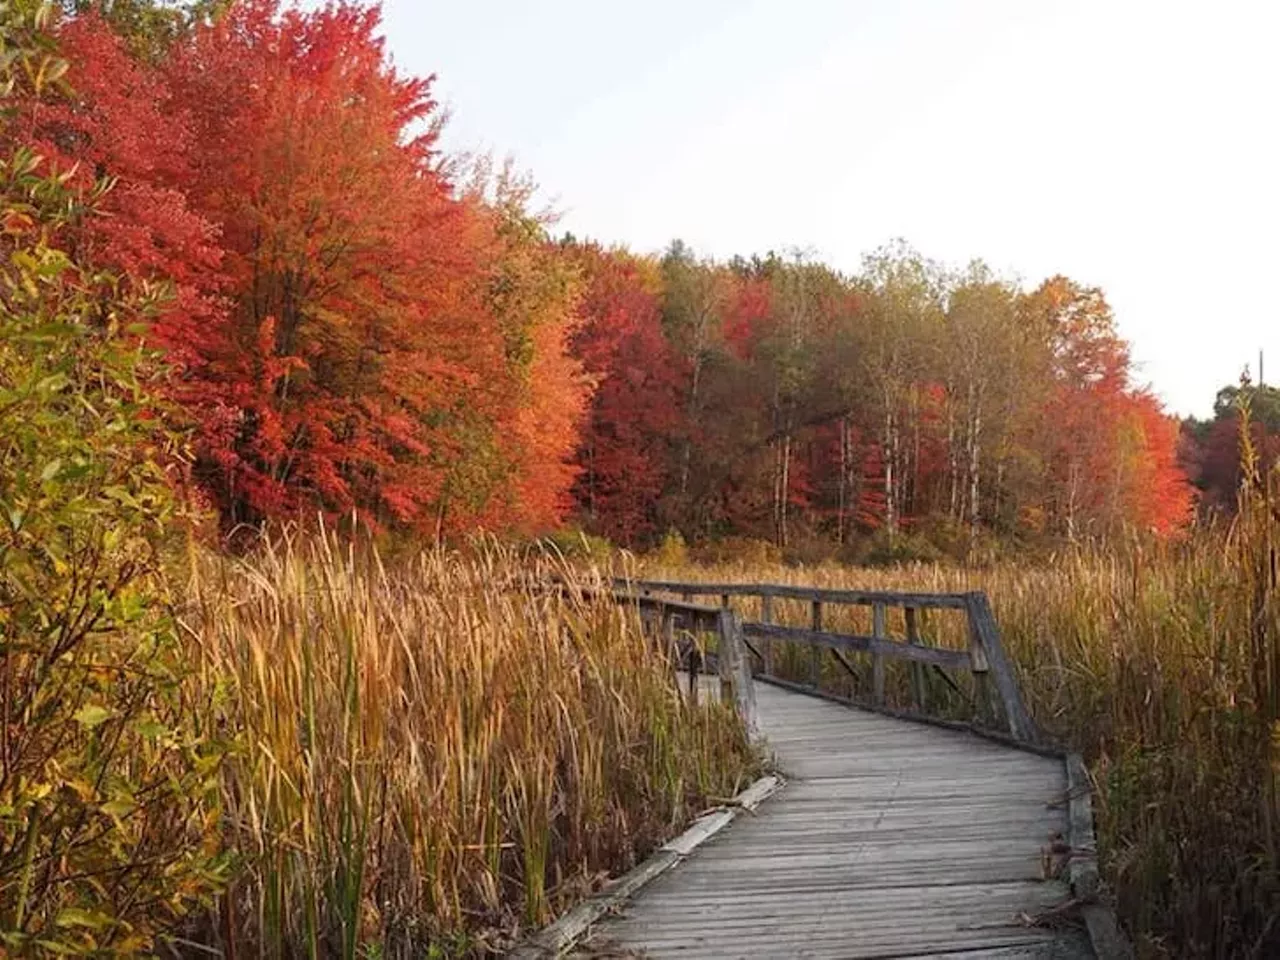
left=578, top=682, right=1093, bottom=959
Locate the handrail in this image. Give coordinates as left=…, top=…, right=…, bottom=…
left=617, top=578, right=970, bottom=609
left=615, top=577, right=1039, bottom=744
left=744, top=621, right=973, bottom=670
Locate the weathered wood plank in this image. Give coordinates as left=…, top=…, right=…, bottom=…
left=753, top=675, right=1070, bottom=761
left=906, top=605, right=928, bottom=711
left=759, top=593, right=774, bottom=674
left=965, top=591, right=1038, bottom=742
left=616, top=591, right=722, bottom=628
left=871, top=601, right=887, bottom=705
left=810, top=599, right=824, bottom=686
left=517, top=774, right=783, bottom=959
left=828, top=645, right=863, bottom=684
left=616, top=577, right=971, bottom=610
left=717, top=608, right=758, bottom=740
left=1067, top=753, right=1132, bottom=960
left=596, top=877, right=1089, bottom=956
left=744, top=621, right=973, bottom=670
left=578, top=682, right=1090, bottom=959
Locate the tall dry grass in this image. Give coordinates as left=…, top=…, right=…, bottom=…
left=181, top=535, right=757, bottom=957
left=643, top=539, right=1280, bottom=957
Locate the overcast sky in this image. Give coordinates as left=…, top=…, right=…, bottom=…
left=372, top=0, right=1280, bottom=418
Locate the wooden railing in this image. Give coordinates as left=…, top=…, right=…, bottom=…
left=613, top=591, right=760, bottom=740
left=615, top=578, right=1038, bottom=744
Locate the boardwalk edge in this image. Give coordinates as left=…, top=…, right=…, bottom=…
left=1066, top=753, right=1134, bottom=960
left=509, top=773, right=784, bottom=958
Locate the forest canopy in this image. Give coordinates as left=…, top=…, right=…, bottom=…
left=11, top=0, right=1206, bottom=555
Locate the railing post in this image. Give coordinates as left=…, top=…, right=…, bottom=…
left=687, top=619, right=701, bottom=707
left=760, top=593, right=774, bottom=676
left=810, top=600, right=823, bottom=688
left=662, top=609, right=677, bottom=691
left=871, top=602, right=886, bottom=706
left=717, top=607, right=758, bottom=740
left=966, top=600, right=993, bottom=726
left=718, top=610, right=733, bottom=705
left=964, top=592, right=1037, bottom=742
left=688, top=648, right=700, bottom=706
left=905, top=606, right=926, bottom=711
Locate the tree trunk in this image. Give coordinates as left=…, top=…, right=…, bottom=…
left=969, top=403, right=982, bottom=534
left=947, top=391, right=960, bottom=521
left=883, top=403, right=897, bottom=537
left=678, top=352, right=703, bottom=503
left=911, top=386, right=922, bottom=517
left=838, top=416, right=850, bottom=545
left=968, top=386, right=983, bottom=535
left=779, top=432, right=791, bottom=548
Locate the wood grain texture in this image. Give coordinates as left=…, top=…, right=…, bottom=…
left=906, top=606, right=927, bottom=712
left=514, top=778, right=784, bottom=959
left=576, top=683, right=1093, bottom=959
left=718, top=609, right=758, bottom=739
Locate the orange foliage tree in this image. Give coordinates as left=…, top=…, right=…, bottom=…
left=6, top=12, right=227, bottom=432
left=565, top=242, right=680, bottom=544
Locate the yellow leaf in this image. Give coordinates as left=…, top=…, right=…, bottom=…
left=101, top=798, right=135, bottom=818
left=73, top=704, right=112, bottom=729
left=55, top=907, right=111, bottom=930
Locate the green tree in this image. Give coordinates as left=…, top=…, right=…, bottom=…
left=660, top=240, right=728, bottom=532
left=1214, top=382, right=1280, bottom=432
left=0, top=3, right=228, bottom=952
left=61, top=0, right=225, bottom=59
left=942, top=262, right=1024, bottom=534
left=858, top=241, right=945, bottom=536
left=754, top=254, right=838, bottom=547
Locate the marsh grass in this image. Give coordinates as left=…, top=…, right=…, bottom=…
left=643, top=537, right=1280, bottom=958
left=182, top=535, right=757, bottom=957
left=164, top=482, right=1280, bottom=957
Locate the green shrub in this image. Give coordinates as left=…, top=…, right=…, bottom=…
left=540, top=525, right=616, bottom=564
left=0, top=5, right=229, bottom=953
left=690, top=536, right=781, bottom=567
left=651, top=528, right=688, bottom=567
left=858, top=528, right=944, bottom=567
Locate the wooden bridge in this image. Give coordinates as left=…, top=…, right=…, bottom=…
left=521, top=580, right=1127, bottom=960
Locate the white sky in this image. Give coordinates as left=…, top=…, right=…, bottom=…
left=373, top=0, right=1280, bottom=418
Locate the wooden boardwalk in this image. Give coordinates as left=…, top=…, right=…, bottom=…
left=577, top=681, right=1093, bottom=959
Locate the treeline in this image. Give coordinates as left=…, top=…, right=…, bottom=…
left=572, top=242, right=1191, bottom=552
left=10, top=0, right=1191, bottom=554
left=1181, top=381, right=1280, bottom=515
